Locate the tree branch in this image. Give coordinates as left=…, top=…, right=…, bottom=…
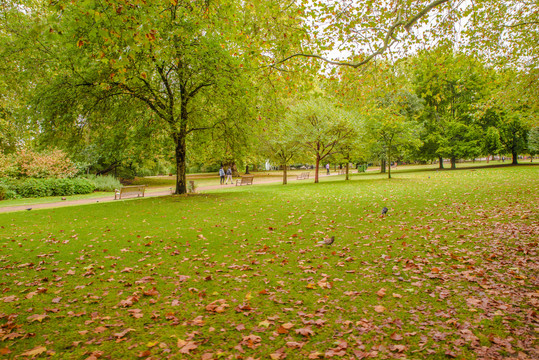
left=274, top=0, right=451, bottom=69
left=403, top=0, right=451, bottom=32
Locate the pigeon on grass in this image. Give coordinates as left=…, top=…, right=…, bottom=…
left=317, top=236, right=335, bottom=246
left=381, top=207, right=388, bottom=216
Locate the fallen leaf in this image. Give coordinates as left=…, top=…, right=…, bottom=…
left=21, top=346, right=47, bottom=357
left=27, top=314, right=48, bottom=323
left=374, top=305, right=385, bottom=313
left=295, top=326, right=315, bottom=337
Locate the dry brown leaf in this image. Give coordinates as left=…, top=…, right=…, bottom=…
left=179, top=341, right=198, bottom=354
left=27, top=314, right=48, bottom=323
left=21, top=346, right=47, bottom=357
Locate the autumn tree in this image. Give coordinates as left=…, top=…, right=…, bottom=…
left=3, top=0, right=306, bottom=193
left=286, top=98, right=357, bottom=183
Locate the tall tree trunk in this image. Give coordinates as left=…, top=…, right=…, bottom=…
left=173, top=128, right=187, bottom=194
left=282, top=164, right=288, bottom=185
left=380, top=159, right=386, bottom=173
left=450, top=157, right=456, bottom=169
left=315, top=155, right=320, bottom=183
left=387, top=149, right=391, bottom=179
left=438, top=157, right=444, bottom=169
left=345, top=162, right=349, bottom=181
left=512, top=150, right=518, bottom=165
left=486, top=154, right=490, bottom=163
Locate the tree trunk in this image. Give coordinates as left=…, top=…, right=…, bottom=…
left=282, top=164, right=288, bottom=185
left=450, top=157, right=456, bottom=169
left=387, top=149, right=391, bottom=179
left=315, top=155, right=320, bottom=183
left=345, top=162, right=349, bottom=181
left=173, top=128, right=187, bottom=194
left=380, top=159, right=386, bottom=173
left=438, top=157, right=444, bottom=169
left=486, top=154, right=490, bottom=163
left=245, top=165, right=250, bottom=174
left=512, top=150, right=518, bottom=165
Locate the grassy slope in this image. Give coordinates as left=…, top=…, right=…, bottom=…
left=0, top=166, right=537, bottom=359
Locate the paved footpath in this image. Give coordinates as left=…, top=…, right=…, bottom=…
left=0, top=173, right=345, bottom=213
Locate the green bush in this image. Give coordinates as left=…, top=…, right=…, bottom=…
left=0, top=184, right=7, bottom=200
left=72, top=178, right=95, bottom=194
left=49, top=178, right=76, bottom=196
left=0, top=179, right=20, bottom=200
left=5, top=177, right=95, bottom=198
left=16, top=178, right=53, bottom=198
left=85, top=175, right=121, bottom=192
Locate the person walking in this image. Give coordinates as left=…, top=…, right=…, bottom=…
left=219, top=166, right=225, bottom=185
left=225, top=167, right=233, bottom=184
left=326, top=163, right=330, bottom=175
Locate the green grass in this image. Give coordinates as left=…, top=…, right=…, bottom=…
left=0, top=191, right=112, bottom=207
left=0, top=165, right=537, bottom=359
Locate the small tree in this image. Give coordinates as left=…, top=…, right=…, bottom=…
left=364, top=108, right=422, bottom=179
left=483, top=127, right=502, bottom=163
left=287, top=98, right=356, bottom=183
left=528, top=127, right=539, bottom=162
left=259, top=125, right=301, bottom=185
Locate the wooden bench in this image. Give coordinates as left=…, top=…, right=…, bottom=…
left=114, top=185, right=146, bottom=200
left=296, top=172, right=310, bottom=180
left=236, top=176, right=254, bottom=186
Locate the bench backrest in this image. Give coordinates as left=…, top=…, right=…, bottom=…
left=120, top=185, right=146, bottom=195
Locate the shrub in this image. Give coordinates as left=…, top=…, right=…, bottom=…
left=72, top=178, right=95, bottom=194
left=0, top=184, right=7, bottom=200
left=49, top=178, right=76, bottom=196
left=85, top=175, right=121, bottom=192
left=16, top=179, right=53, bottom=198
left=6, top=148, right=79, bottom=179
left=7, top=177, right=95, bottom=198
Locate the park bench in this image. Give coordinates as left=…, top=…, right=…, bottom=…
left=236, top=175, right=254, bottom=186
left=114, top=185, right=147, bottom=200
left=296, top=172, right=310, bottom=180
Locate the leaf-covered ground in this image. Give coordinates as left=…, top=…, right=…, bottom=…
left=0, top=166, right=537, bottom=359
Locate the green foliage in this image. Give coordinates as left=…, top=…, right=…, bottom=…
left=16, top=179, right=53, bottom=198
left=483, top=127, right=503, bottom=156
left=413, top=49, right=490, bottom=165
left=529, top=127, right=539, bottom=155
left=85, top=175, right=122, bottom=192
left=6, top=178, right=95, bottom=199
left=285, top=97, right=358, bottom=182
left=498, top=114, right=530, bottom=164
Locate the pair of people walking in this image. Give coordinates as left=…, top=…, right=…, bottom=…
left=219, top=167, right=233, bottom=185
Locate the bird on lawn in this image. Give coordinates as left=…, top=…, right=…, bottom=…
left=381, top=207, right=388, bottom=216
left=26, top=208, right=32, bottom=211
left=317, top=236, right=335, bottom=245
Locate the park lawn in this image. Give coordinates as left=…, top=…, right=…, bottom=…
left=0, top=192, right=112, bottom=208
left=0, top=166, right=537, bottom=359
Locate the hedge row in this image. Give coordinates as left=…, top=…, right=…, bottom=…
left=0, top=178, right=95, bottom=199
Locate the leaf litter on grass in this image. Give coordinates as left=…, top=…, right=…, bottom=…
left=0, top=166, right=537, bottom=359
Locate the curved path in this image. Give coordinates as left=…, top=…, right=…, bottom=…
left=0, top=173, right=343, bottom=213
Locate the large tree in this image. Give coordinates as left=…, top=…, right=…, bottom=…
left=3, top=0, right=305, bottom=193
left=413, top=49, right=490, bottom=168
